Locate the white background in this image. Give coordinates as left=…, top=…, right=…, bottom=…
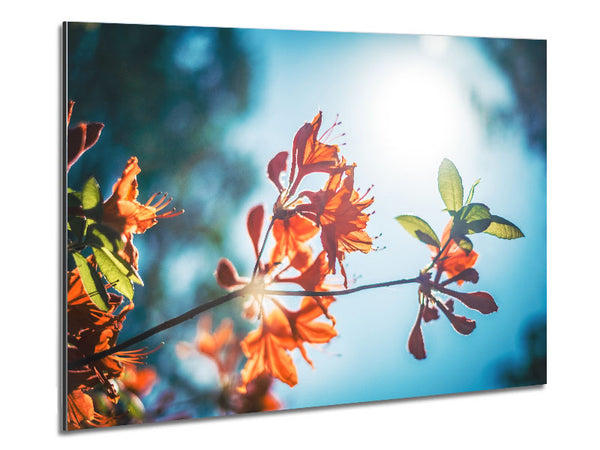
left=1, top=0, right=597, bottom=448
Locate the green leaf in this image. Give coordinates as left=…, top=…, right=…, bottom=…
left=85, top=223, right=124, bottom=253
left=438, top=158, right=464, bottom=213
left=72, top=252, right=109, bottom=311
left=485, top=215, right=525, bottom=239
left=457, top=236, right=473, bottom=255
left=92, top=247, right=135, bottom=300
left=465, top=179, right=481, bottom=205
left=81, top=177, right=103, bottom=222
left=91, top=241, right=143, bottom=285
left=395, top=215, right=441, bottom=247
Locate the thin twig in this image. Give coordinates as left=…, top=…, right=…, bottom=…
left=68, top=276, right=421, bottom=369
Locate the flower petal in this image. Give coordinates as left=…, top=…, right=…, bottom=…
left=422, top=303, right=440, bottom=322
left=247, top=204, right=265, bottom=258
left=214, top=258, right=245, bottom=289
left=437, top=300, right=476, bottom=335
left=444, top=290, right=498, bottom=314
left=408, top=304, right=426, bottom=359
left=441, top=268, right=480, bottom=286
left=67, top=122, right=104, bottom=170
left=267, top=151, right=288, bottom=192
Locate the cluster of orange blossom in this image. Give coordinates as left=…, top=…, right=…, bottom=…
left=213, top=112, right=375, bottom=391
left=66, top=105, right=524, bottom=428
left=66, top=101, right=182, bottom=429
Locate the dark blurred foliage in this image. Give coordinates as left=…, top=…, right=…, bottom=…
left=67, top=22, right=260, bottom=419
left=474, top=39, right=546, bottom=155
left=496, top=317, right=547, bottom=387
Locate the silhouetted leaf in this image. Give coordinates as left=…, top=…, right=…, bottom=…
left=457, top=237, right=473, bottom=254
left=395, top=215, right=440, bottom=247
left=68, top=216, right=87, bottom=243
left=438, top=158, right=463, bottom=212
left=454, top=203, right=492, bottom=235
left=72, top=252, right=109, bottom=311
left=68, top=190, right=82, bottom=209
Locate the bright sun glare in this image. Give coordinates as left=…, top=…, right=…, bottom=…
left=371, top=59, right=475, bottom=167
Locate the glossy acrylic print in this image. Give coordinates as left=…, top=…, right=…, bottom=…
left=63, top=22, right=546, bottom=430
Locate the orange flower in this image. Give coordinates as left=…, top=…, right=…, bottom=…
left=278, top=251, right=337, bottom=323
left=214, top=197, right=341, bottom=391
left=286, top=112, right=344, bottom=194
left=273, top=296, right=337, bottom=366
left=239, top=295, right=337, bottom=391
left=121, top=366, right=158, bottom=398
left=176, top=315, right=282, bottom=415
left=266, top=113, right=372, bottom=286
left=215, top=204, right=323, bottom=318
left=102, top=156, right=183, bottom=269
left=429, top=219, right=478, bottom=284
left=270, top=214, right=319, bottom=271
left=240, top=307, right=299, bottom=389
left=300, top=167, right=374, bottom=286
left=67, top=272, right=154, bottom=427
left=268, top=112, right=345, bottom=196
left=176, top=315, right=238, bottom=377
left=67, top=389, right=116, bottom=430
left=103, top=156, right=183, bottom=235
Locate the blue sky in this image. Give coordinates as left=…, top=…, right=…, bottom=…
left=213, top=29, right=547, bottom=409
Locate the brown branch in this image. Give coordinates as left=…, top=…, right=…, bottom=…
left=68, top=276, right=421, bottom=369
